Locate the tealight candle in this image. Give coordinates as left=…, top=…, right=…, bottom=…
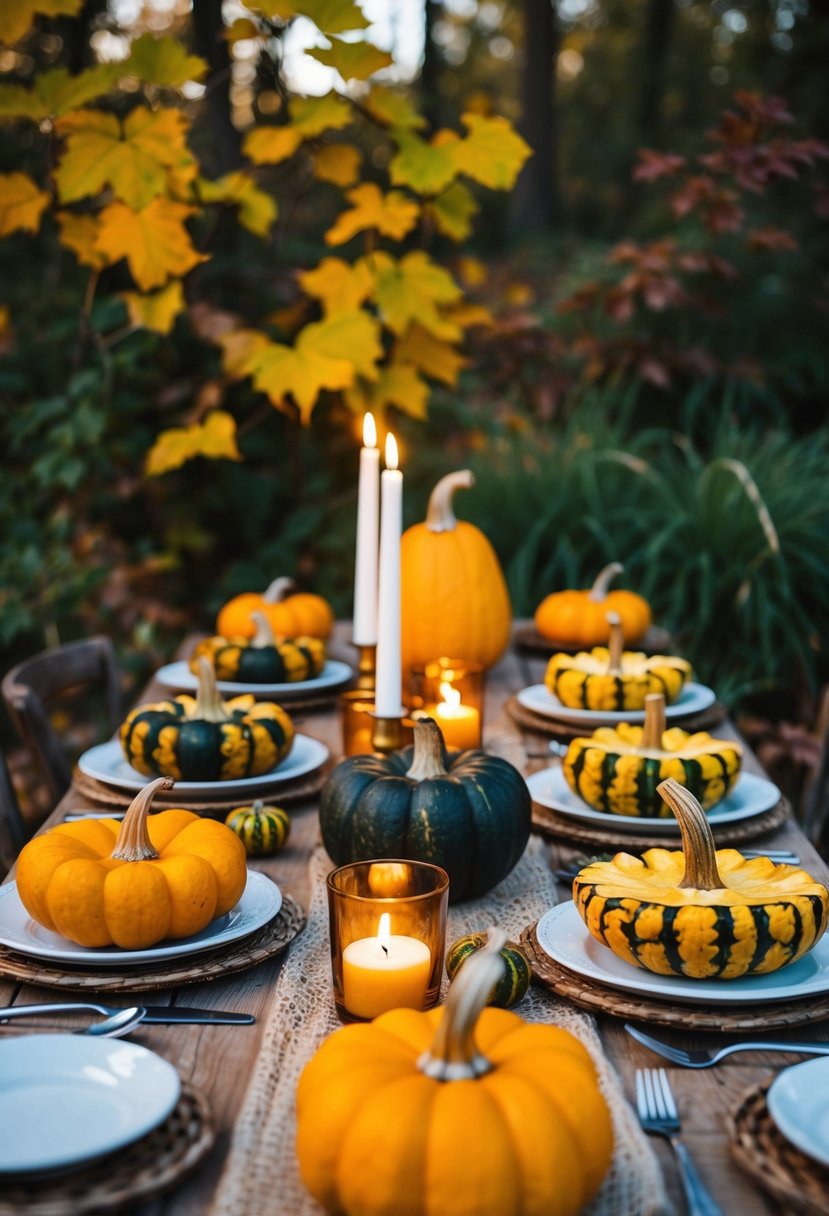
left=342, top=912, right=432, bottom=1020
left=425, top=681, right=481, bottom=750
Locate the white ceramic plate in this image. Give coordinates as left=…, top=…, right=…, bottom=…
left=78, top=733, right=329, bottom=797
left=516, top=681, right=716, bottom=725
left=0, top=1034, right=180, bottom=1174
left=0, top=870, right=281, bottom=966
left=768, top=1059, right=829, bottom=1168
left=154, top=658, right=353, bottom=698
left=526, top=768, right=780, bottom=835
left=535, top=901, right=829, bottom=1007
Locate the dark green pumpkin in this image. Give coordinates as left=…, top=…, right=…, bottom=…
left=319, top=718, right=531, bottom=902
left=225, top=800, right=291, bottom=856
left=445, top=932, right=531, bottom=1008
left=190, top=612, right=326, bottom=684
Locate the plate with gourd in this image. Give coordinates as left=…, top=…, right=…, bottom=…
left=78, top=658, right=329, bottom=798
left=0, top=778, right=283, bottom=965
left=535, top=778, right=829, bottom=1005
left=526, top=692, right=781, bottom=834
left=518, top=612, right=716, bottom=726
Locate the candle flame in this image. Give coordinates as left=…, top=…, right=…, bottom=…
left=439, top=681, right=461, bottom=709
left=378, top=911, right=391, bottom=957
left=385, top=432, right=399, bottom=471
left=363, top=412, right=377, bottom=448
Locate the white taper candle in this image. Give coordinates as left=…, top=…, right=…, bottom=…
left=375, top=432, right=403, bottom=717
left=352, top=413, right=380, bottom=646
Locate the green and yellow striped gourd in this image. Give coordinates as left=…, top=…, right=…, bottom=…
left=573, top=778, right=829, bottom=980
left=564, top=693, right=741, bottom=818
left=225, top=800, right=291, bottom=856
left=546, top=613, right=690, bottom=712
left=445, top=932, right=531, bottom=1008
left=191, top=612, right=325, bottom=685
left=120, top=658, right=294, bottom=782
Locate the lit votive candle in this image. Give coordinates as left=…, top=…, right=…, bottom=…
left=342, top=912, right=431, bottom=1020
left=425, top=682, right=481, bottom=750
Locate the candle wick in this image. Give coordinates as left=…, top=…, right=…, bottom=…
left=381, top=944, right=389, bottom=958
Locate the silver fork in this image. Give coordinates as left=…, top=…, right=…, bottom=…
left=627, top=1022, right=829, bottom=1068
left=635, top=1068, right=724, bottom=1216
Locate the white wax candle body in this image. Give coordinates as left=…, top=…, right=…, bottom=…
left=342, top=933, right=432, bottom=1019
left=375, top=443, right=403, bottom=717
left=352, top=441, right=380, bottom=646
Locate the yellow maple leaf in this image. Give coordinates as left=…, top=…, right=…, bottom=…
left=0, top=63, right=119, bottom=122
left=389, top=131, right=457, bottom=195
left=224, top=16, right=260, bottom=43
left=0, top=172, right=49, bottom=237
left=55, top=107, right=190, bottom=209
left=371, top=250, right=461, bottom=340
left=309, top=37, right=392, bottom=81
left=96, top=197, right=207, bottom=291
left=218, top=328, right=270, bottom=376
left=255, top=0, right=370, bottom=33
left=121, top=33, right=208, bottom=88
left=244, top=92, right=351, bottom=165
left=451, top=113, right=532, bottom=190
left=199, top=172, right=277, bottom=237
left=56, top=211, right=107, bottom=269
left=241, top=310, right=381, bottom=422
left=427, top=181, right=478, bottom=242
left=446, top=301, right=494, bottom=329
left=364, top=85, right=425, bottom=132
left=299, top=256, right=374, bottom=314
left=345, top=362, right=429, bottom=419
left=121, top=280, right=185, bottom=334
left=395, top=324, right=466, bottom=386
left=146, top=410, right=242, bottom=476
left=325, top=183, right=419, bottom=245
left=0, top=0, right=82, bottom=46
left=313, top=143, right=362, bottom=186
left=456, top=254, right=488, bottom=287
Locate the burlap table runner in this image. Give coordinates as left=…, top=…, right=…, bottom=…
left=210, top=837, right=672, bottom=1216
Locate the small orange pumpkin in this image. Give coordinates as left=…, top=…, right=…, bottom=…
left=217, top=577, right=333, bottom=641
left=535, top=562, right=651, bottom=647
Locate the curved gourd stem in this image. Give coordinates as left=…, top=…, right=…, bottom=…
left=194, top=657, right=231, bottom=723
left=658, top=778, right=727, bottom=890
left=251, top=611, right=276, bottom=648
left=425, top=470, right=474, bottom=533
left=641, top=694, right=666, bottom=750
left=418, top=929, right=507, bottom=1081
left=111, top=776, right=172, bottom=861
left=263, top=577, right=295, bottom=604
left=606, top=612, right=624, bottom=674
left=588, top=561, right=624, bottom=602
left=406, top=718, right=448, bottom=780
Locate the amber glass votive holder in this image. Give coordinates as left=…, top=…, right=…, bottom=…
left=410, top=657, right=485, bottom=750
left=327, top=860, right=449, bottom=1022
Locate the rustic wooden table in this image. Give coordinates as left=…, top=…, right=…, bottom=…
left=3, top=623, right=827, bottom=1215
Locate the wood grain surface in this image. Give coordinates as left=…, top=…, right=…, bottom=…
left=3, top=624, right=827, bottom=1216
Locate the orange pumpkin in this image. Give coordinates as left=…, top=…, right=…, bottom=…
left=535, top=562, right=651, bottom=647
left=217, top=577, right=333, bottom=641
left=401, top=470, right=511, bottom=672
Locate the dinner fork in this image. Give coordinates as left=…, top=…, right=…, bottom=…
left=626, top=1023, right=829, bottom=1068
left=635, top=1068, right=724, bottom=1216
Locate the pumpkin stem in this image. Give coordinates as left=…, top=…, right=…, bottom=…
left=251, top=611, right=276, bottom=648
left=588, top=561, right=624, bottom=602
left=658, top=778, right=727, bottom=890
left=641, top=694, right=666, bottom=750
left=419, top=928, right=506, bottom=1081
left=425, top=470, right=474, bottom=533
left=263, top=577, right=295, bottom=604
left=606, top=612, right=624, bottom=674
left=405, top=718, right=448, bottom=780
left=111, top=776, right=172, bottom=861
left=194, top=657, right=231, bottom=723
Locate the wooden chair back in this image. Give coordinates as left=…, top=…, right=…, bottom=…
left=2, top=637, right=122, bottom=803
left=0, top=752, right=26, bottom=876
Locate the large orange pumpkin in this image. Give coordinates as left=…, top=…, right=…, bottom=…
left=401, top=470, right=511, bottom=672
left=535, top=562, right=651, bottom=647
left=217, top=577, right=333, bottom=641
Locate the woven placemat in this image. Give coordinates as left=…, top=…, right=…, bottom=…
left=73, top=764, right=331, bottom=814
left=0, top=1082, right=213, bottom=1216
left=730, top=1080, right=829, bottom=1216
left=531, top=796, right=790, bottom=849
left=514, top=623, right=672, bottom=657
left=506, top=694, right=729, bottom=740
left=0, top=894, right=306, bottom=993
left=520, top=921, right=829, bottom=1031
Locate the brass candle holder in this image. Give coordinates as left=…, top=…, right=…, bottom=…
left=370, top=712, right=413, bottom=755
left=339, top=694, right=415, bottom=757
left=352, top=642, right=376, bottom=692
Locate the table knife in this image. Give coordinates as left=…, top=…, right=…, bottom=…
left=0, top=1003, right=254, bottom=1026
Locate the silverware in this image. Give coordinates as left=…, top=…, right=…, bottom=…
left=626, top=1023, right=829, bottom=1068
left=64, top=811, right=125, bottom=821
left=0, top=1003, right=146, bottom=1038
left=0, top=1002, right=255, bottom=1026
left=635, top=1067, right=724, bottom=1216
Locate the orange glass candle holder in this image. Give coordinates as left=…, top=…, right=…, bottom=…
left=411, top=657, right=484, bottom=750
left=327, top=860, right=449, bottom=1021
